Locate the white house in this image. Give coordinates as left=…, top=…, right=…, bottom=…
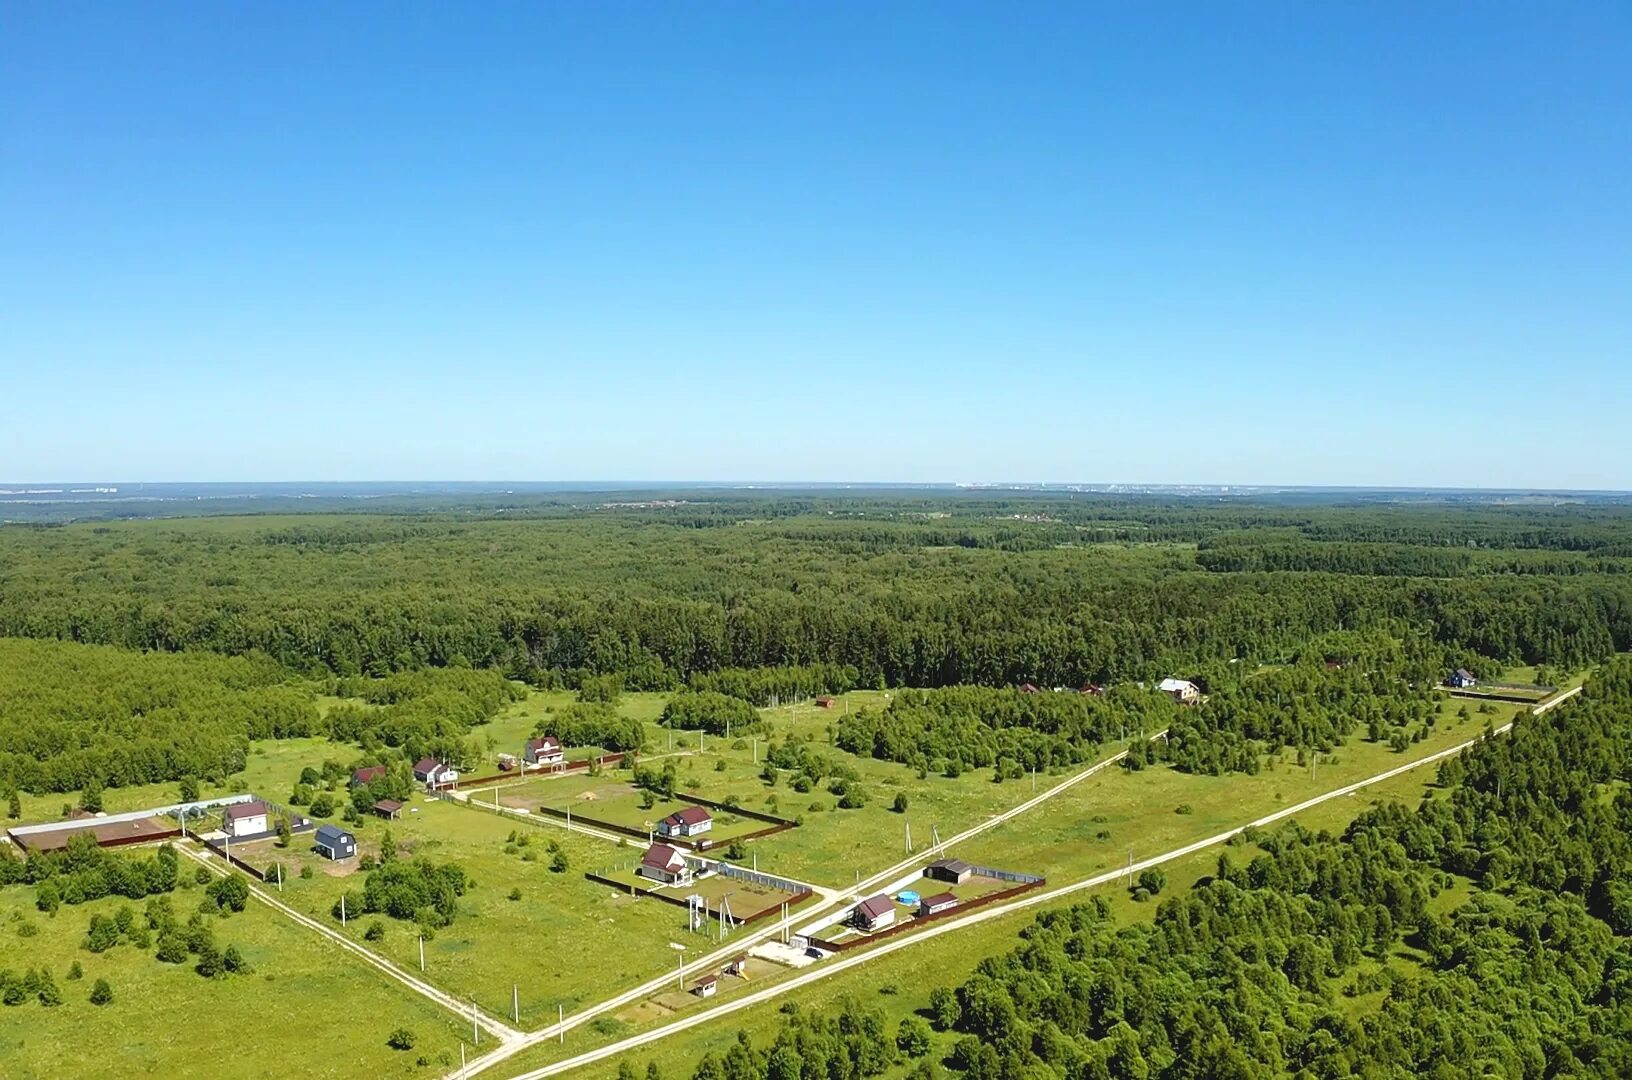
left=638, top=843, right=689, bottom=885
left=525, top=736, right=564, bottom=766
left=413, top=757, right=458, bottom=788
left=1158, top=678, right=1201, bottom=704
left=658, top=806, right=713, bottom=838
left=853, top=894, right=896, bottom=931
left=223, top=801, right=269, bottom=838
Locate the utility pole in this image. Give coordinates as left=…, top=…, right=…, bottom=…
left=471, top=1000, right=479, bottom=1044
left=419, top=935, right=425, bottom=971
left=340, top=893, right=347, bottom=927
left=513, top=985, right=519, bottom=1024
left=276, top=863, right=283, bottom=893
left=905, top=819, right=912, bottom=853
left=558, top=1004, right=564, bottom=1043
left=1127, top=848, right=1134, bottom=885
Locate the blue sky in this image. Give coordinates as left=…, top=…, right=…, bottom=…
left=2, top=3, right=1628, bottom=486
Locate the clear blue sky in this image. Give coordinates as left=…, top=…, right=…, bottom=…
left=3, top=3, right=1628, bottom=487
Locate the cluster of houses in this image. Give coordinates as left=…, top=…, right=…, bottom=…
left=850, top=858, right=974, bottom=931
left=217, top=799, right=358, bottom=862
left=635, top=807, right=718, bottom=884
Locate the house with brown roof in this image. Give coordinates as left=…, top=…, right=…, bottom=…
left=918, top=892, right=959, bottom=916
left=814, top=696, right=837, bottom=709
left=638, top=843, right=689, bottom=885
left=658, top=806, right=713, bottom=839
left=372, top=799, right=404, bottom=820
left=223, top=801, right=269, bottom=839
left=693, top=975, right=718, bottom=998
left=525, top=736, right=564, bottom=766
left=924, top=857, right=973, bottom=884
left=413, top=758, right=458, bottom=787
left=852, top=893, right=896, bottom=931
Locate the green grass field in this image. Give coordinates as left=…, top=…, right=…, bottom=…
left=0, top=873, right=468, bottom=1080
left=496, top=778, right=779, bottom=845
left=243, top=796, right=695, bottom=1022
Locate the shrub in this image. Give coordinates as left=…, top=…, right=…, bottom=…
left=1137, top=868, right=1167, bottom=895
left=892, top=793, right=909, bottom=814
left=508, top=887, right=522, bottom=902
left=388, top=1028, right=416, bottom=1051
left=89, top=978, right=113, bottom=1005
left=67, top=961, right=83, bottom=980
left=364, top=920, right=386, bottom=941
left=206, top=874, right=251, bottom=914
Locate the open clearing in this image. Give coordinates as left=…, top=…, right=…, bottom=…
left=0, top=874, right=468, bottom=1080
left=247, top=796, right=695, bottom=1022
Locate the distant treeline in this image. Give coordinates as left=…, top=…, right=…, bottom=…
left=5, top=503, right=1632, bottom=689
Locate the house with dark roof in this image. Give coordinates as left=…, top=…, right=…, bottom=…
left=351, top=765, right=386, bottom=788
left=1449, top=668, right=1478, bottom=688
left=638, top=843, right=689, bottom=885
left=852, top=893, right=896, bottom=931
left=814, top=696, right=837, bottom=709
left=918, top=892, right=959, bottom=916
left=313, top=824, right=357, bottom=861
left=525, top=736, right=564, bottom=766
left=693, top=975, right=718, bottom=998
left=658, top=806, right=713, bottom=838
left=924, top=858, right=973, bottom=884
left=372, top=799, right=404, bottom=820
left=413, top=758, right=458, bottom=787
left=223, top=801, right=269, bottom=839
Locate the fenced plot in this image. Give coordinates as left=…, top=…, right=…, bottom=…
left=496, top=778, right=785, bottom=848
left=586, top=860, right=812, bottom=924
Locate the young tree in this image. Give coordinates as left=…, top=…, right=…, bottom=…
left=550, top=850, right=570, bottom=874
left=89, top=978, right=113, bottom=1006
left=387, top=1028, right=416, bottom=1051
left=79, top=778, right=104, bottom=814
left=6, top=790, right=20, bottom=820
left=178, top=777, right=200, bottom=803
left=892, top=793, right=909, bottom=814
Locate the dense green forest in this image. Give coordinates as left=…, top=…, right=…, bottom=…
left=3, top=498, right=1632, bottom=690
left=677, top=661, right=1632, bottom=1079
left=0, top=639, right=521, bottom=794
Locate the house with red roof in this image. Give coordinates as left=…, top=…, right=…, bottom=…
left=658, top=806, right=713, bottom=839
left=351, top=765, right=387, bottom=788
left=638, top=843, right=689, bottom=885
left=852, top=893, right=896, bottom=931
